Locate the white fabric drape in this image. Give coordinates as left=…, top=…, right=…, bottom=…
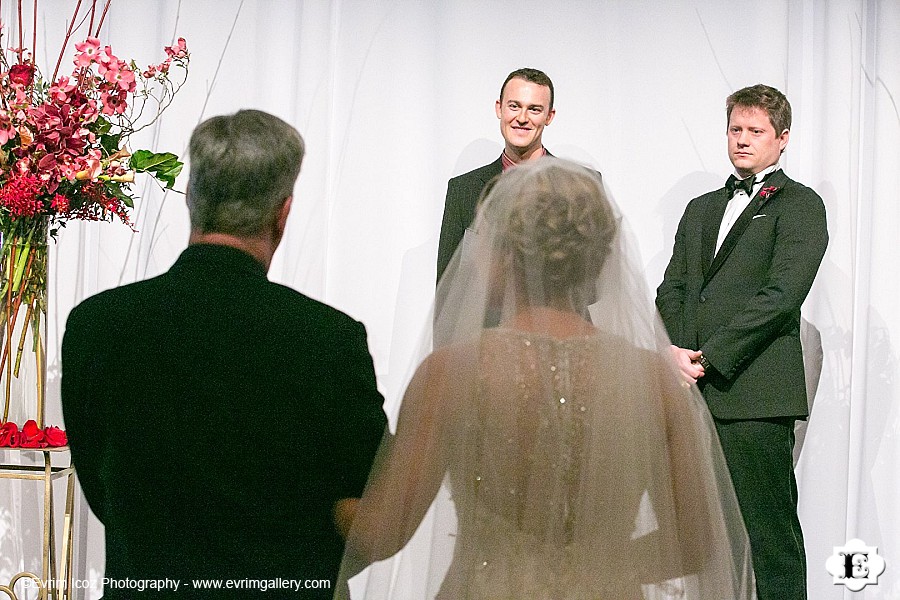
left=0, top=1, right=896, bottom=599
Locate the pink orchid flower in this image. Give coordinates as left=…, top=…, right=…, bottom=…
left=75, top=156, right=103, bottom=181
left=0, top=110, right=16, bottom=144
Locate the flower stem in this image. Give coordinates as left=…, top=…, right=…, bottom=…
left=0, top=242, right=35, bottom=372
left=0, top=228, right=45, bottom=424
left=14, top=300, right=32, bottom=377
left=2, top=242, right=13, bottom=423
left=94, top=0, right=111, bottom=37
left=52, top=0, right=84, bottom=82
left=17, top=0, right=24, bottom=60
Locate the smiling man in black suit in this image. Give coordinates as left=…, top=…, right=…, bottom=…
left=62, top=109, right=387, bottom=598
left=436, top=67, right=557, bottom=282
left=656, top=84, right=827, bottom=600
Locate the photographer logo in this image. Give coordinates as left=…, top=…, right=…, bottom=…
left=825, top=538, right=885, bottom=591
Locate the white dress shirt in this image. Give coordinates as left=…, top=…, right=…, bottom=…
left=715, top=164, right=780, bottom=253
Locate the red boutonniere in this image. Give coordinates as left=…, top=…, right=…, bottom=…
left=0, top=420, right=67, bottom=448
left=759, top=186, right=778, bottom=199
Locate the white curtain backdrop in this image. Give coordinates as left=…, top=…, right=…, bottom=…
left=0, top=1, right=897, bottom=598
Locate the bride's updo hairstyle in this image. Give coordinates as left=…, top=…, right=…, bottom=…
left=478, top=159, right=617, bottom=305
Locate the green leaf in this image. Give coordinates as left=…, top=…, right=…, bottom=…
left=99, top=132, right=122, bottom=156
left=131, top=150, right=183, bottom=189
left=105, top=182, right=134, bottom=208
left=94, top=118, right=113, bottom=135
left=130, top=150, right=176, bottom=170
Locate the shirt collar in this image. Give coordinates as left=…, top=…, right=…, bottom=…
left=735, top=163, right=780, bottom=183
left=501, top=147, right=547, bottom=171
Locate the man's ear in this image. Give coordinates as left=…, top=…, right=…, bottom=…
left=778, top=129, right=790, bottom=153
left=545, top=107, right=556, bottom=125
left=278, top=195, right=293, bottom=229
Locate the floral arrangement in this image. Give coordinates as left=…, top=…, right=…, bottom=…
left=0, top=418, right=66, bottom=447
left=0, top=2, right=189, bottom=437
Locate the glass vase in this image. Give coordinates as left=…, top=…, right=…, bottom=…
left=0, top=218, right=48, bottom=428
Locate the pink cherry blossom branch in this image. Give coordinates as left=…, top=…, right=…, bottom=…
left=17, top=0, right=23, bottom=59
left=93, top=0, right=112, bottom=37
left=32, top=0, right=37, bottom=65
left=51, top=0, right=84, bottom=82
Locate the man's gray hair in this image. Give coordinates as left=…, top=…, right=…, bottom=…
left=187, top=109, right=305, bottom=236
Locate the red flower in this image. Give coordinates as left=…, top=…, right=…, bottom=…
left=44, top=426, right=68, bottom=447
left=0, top=421, right=67, bottom=447
left=0, top=172, right=44, bottom=218
left=8, top=63, right=35, bottom=86
left=759, top=186, right=779, bottom=199
left=0, top=422, right=19, bottom=446
left=51, top=193, right=70, bottom=213
left=20, top=419, right=46, bottom=448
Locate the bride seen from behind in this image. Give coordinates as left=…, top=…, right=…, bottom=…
left=336, top=159, right=755, bottom=599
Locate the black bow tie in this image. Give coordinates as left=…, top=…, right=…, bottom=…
left=725, top=174, right=755, bottom=198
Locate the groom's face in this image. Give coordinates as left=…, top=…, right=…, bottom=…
left=727, top=105, right=789, bottom=178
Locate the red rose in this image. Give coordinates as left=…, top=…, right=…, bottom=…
left=759, top=186, right=778, bottom=199
left=20, top=419, right=47, bottom=448
left=44, top=426, right=68, bottom=447
left=8, top=63, right=35, bottom=86
left=0, top=421, right=19, bottom=446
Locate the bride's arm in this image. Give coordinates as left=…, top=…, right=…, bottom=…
left=343, top=348, right=465, bottom=563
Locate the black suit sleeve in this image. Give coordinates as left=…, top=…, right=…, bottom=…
left=333, top=319, right=388, bottom=499
left=61, top=301, right=108, bottom=523
left=656, top=206, right=691, bottom=348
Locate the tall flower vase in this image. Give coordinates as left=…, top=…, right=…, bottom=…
left=0, top=218, right=48, bottom=427
left=0, top=219, right=75, bottom=600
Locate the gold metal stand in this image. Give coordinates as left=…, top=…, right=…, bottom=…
left=0, top=447, right=75, bottom=600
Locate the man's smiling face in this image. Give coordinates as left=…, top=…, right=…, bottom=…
left=495, top=77, right=555, bottom=160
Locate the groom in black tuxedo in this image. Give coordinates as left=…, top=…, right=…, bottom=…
left=436, top=67, right=557, bottom=282
left=62, top=110, right=387, bottom=598
left=656, top=85, right=827, bottom=599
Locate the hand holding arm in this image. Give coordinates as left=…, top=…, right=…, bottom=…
left=343, top=348, right=469, bottom=564
left=668, top=345, right=705, bottom=383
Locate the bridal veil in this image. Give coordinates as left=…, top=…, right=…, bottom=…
left=336, top=158, right=754, bottom=600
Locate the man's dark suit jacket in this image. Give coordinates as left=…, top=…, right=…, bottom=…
left=61, top=244, right=387, bottom=598
left=656, top=169, right=828, bottom=419
left=436, top=157, right=503, bottom=283
left=436, top=152, right=599, bottom=284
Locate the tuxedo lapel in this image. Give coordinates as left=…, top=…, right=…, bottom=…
left=704, top=169, right=788, bottom=285
left=701, top=193, right=728, bottom=280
